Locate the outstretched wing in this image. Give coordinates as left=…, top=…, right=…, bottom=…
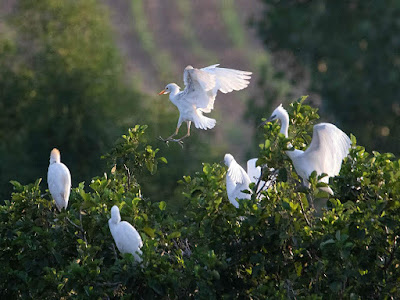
left=201, top=64, right=252, bottom=94
left=303, top=123, right=351, bottom=177
left=182, top=64, right=252, bottom=113
left=227, top=158, right=251, bottom=185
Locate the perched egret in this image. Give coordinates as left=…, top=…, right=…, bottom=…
left=158, top=64, right=252, bottom=144
left=224, top=154, right=273, bottom=206
left=224, top=155, right=274, bottom=207
left=47, top=148, right=71, bottom=211
left=262, top=104, right=351, bottom=195
left=108, top=205, right=143, bottom=262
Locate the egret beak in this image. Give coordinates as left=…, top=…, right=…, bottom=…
left=158, top=89, right=167, bottom=95
left=258, top=115, right=276, bottom=128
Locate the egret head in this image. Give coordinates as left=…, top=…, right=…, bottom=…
left=110, top=205, right=121, bottom=224
left=185, top=65, right=194, bottom=71
left=158, top=83, right=180, bottom=95
left=50, top=148, right=61, bottom=164
left=259, top=104, right=288, bottom=127
left=269, top=104, right=288, bottom=121
left=224, top=153, right=235, bottom=167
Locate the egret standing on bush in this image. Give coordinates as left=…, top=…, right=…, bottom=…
left=108, top=205, right=143, bottom=262
left=224, top=154, right=266, bottom=207
left=261, top=104, right=351, bottom=195
left=158, top=64, right=252, bottom=144
left=47, top=148, right=71, bottom=211
left=224, top=154, right=273, bottom=207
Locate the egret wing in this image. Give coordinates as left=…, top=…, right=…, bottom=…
left=246, top=158, right=261, bottom=184
left=120, top=221, right=143, bottom=249
left=201, top=64, right=252, bottom=94
left=182, top=66, right=216, bottom=113
left=48, top=164, right=71, bottom=199
left=303, top=123, right=351, bottom=177
left=227, top=159, right=251, bottom=185
left=182, top=64, right=252, bottom=113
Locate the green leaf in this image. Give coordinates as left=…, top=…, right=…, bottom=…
left=168, top=231, right=181, bottom=240
left=159, top=157, right=168, bottom=164
left=320, top=239, right=335, bottom=249
left=143, top=227, right=155, bottom=238
left=159, top=201, right=166, bottom=211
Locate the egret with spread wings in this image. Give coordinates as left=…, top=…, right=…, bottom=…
left=261, top=104, right=351, bottom=195
left=158, top=64, right=252, bottom=144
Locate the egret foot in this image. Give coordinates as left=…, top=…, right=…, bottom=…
left=169, top=138, right=184, bottom=148
left=158, top=136, right=184, bottom=148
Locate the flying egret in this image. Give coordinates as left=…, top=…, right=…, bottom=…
left=261, top=104, right=351, bottom=195
left=47, top=148, right=71, bottom=211
left=158, top=64, right=252, bottom=144
left=108, top=205, right=143, bottom=262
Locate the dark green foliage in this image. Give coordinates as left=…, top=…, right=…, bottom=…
left=1, top=103, right=399, bottom=298
left=0, top=0, right=141, bottom=200
left=255, top=0, right=400, bottom=155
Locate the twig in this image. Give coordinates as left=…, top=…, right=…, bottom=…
left=66, top=216, right=81, bottom=230
left=111, top=243, right=118, bottom=260
left=383, top=235, right=398, bottom=271
left=66, top=209, right=87, bottom=244
left=297, top=194, right=312, bottom=227
left=123, top=164, right=131, bottom=191
left=79, top=209, right=87, bottom=244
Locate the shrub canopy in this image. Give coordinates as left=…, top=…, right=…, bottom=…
left=0, top=102, right=399, bottom=298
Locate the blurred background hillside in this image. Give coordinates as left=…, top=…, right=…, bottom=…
left=0, top=0, right=399, bottom=202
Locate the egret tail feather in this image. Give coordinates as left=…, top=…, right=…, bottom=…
left=193, top=110, right=216, bottom=130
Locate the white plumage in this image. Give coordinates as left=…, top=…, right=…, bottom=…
left=224, top=154, right=253, bottom=208
left=224, top=155, right=273, bottom=207
left=159, top=64, right=252, bottom=143
left=108, top=205, right=143, bottom=262
left=264, top=104, right=351, bottom=195
left=47, top=148, right=71, bottom=211
left=246, top=158, right=273, bottom=193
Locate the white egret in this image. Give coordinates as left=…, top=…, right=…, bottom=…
left=47, top=148, right=71, bottom=211
left=247, top=158, right=274, bottom=193
left=158, top=64, right=252, bottom=144
left=224, top=154, right=251, bottom=208
left=262, top=104, right=351, bottom=195
left=224, top=155, right=274, bottom=207
left=108, top=205, right=143, bottom=262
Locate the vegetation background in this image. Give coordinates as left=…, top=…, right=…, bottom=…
left=0, top=0, right=399, bottom=298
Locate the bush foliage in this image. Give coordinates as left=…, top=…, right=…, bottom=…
left=0, top=102, right=399, bottom=298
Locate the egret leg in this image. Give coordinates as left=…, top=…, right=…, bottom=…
left=167, top=127, right=180, bottom=140
left=159, top=122, right=191, bottom=147
left=166, top=121, right=191, bottom=148
left=159, top=127, right=180, bottom=142
left=175, top=121, right=191, bottom=142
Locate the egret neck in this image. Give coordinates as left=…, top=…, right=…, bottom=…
left=275, top=107, right=303, bottom=160
left=110, top=206, right=121, bottom=224
left=167, top=84, right=181, bottom=105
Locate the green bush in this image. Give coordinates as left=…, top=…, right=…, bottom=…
left=0, top=102, right=399, bottom=298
